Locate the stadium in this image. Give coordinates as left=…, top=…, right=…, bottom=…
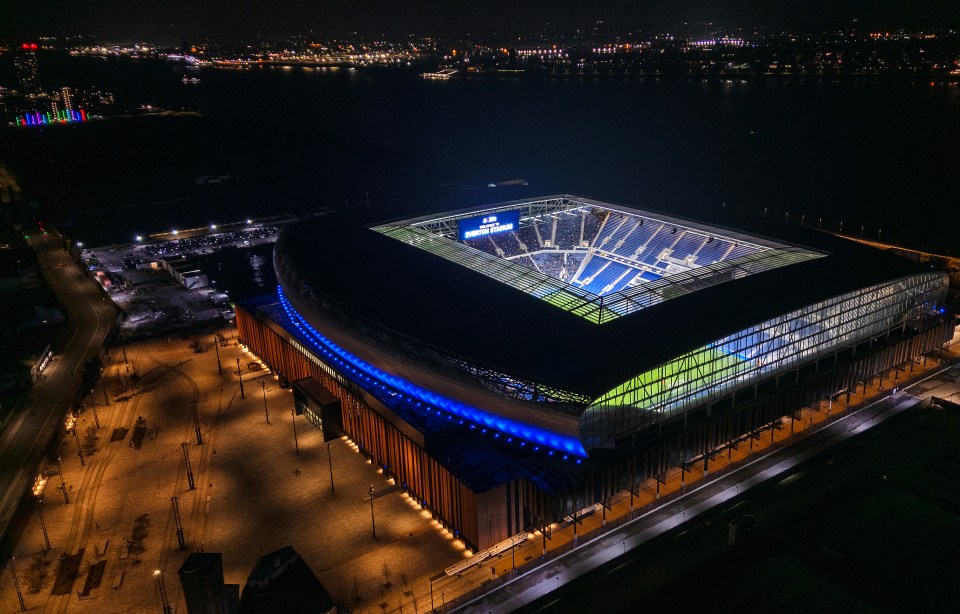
left=236, top=194, right=952, bottom=550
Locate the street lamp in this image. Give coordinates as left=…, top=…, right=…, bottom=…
left=72, top=426, right=84, bottom=467
left=181, top=442, right=195, bottom=490
left=327, top=443, right=334, bottom=494
left=236, top=357, right=245, bottom=399
left=55, top=456, right=68, bottom=504
left=191, top=399, right=203, bottom=445
left=260, top=380, right=270, bottom=424
left=369, top=484, right=376, bottom=539
left=171, top=497, right=186, bottom=550
left=213, top=333, right=222, bottom=375
left=35, top=497, right=50, bottom=550
left=92, top=393, right=102, bottom=427
left=291, top=408, right=299, bottom=455
left=32, top=474, right=50, bottom=549
left=9, top=555, right=25, bottom=611
left=154, top=569, right=172, bottom=614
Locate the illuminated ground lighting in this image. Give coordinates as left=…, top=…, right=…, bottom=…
left=172, top=229, right=178, bottom=236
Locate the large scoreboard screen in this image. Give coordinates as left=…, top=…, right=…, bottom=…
left=458, top=210, right=520, bottom=241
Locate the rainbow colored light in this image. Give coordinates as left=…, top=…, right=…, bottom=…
left=14, top=109, right=88, bottom=127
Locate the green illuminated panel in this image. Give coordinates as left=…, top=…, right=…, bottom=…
left=592, top=346, right=746, bottom=409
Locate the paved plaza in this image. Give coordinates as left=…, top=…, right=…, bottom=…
left=0, top=331, right=469, bottom=613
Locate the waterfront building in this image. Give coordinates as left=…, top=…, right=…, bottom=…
left=237, top=194, right=951, bottom=550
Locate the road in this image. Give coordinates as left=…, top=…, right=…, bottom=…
left=0, top=233, right=118, bottom=543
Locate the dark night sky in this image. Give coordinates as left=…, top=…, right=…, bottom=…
left=2, top=1, right=959, bottom=43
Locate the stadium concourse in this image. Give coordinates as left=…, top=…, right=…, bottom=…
left=235, top=194, right=954, bottom=553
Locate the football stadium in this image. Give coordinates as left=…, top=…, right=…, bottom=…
left=236, top=194, right=952, bottom=550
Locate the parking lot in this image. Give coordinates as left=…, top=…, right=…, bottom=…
left=80, top=225, right=281, bottom=339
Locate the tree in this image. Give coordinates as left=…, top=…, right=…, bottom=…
left=82, top=426, right=99, bottom=456
left=129, top=513, right=151, bottom=562
left=24, top=552, right=51, bottom=594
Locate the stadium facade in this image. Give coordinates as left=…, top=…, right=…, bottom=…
left=236, top=195, right=952, bottom=550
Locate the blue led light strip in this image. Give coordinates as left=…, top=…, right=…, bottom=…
left=277, top=286, right=588, bottom=457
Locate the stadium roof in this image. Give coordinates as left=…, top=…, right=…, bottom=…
left=374, top=195, right=824, bottom=324
left=278, top=194, right=929, bottom=400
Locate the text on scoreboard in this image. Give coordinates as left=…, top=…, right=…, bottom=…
left=458, top=210, right=521, bottom=240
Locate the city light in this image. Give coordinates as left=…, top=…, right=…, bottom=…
left=13, top=108, right=89, bottom=128
left=32, top=474, right=47, bottom=497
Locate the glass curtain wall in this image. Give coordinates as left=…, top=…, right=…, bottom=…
left=580, top=272, right=948, bottom=450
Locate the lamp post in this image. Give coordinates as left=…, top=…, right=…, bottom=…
left=9, top=555, right=26, bottom=611
left=191, top=399, right=202, bottom=445
left=236, top=357, right=245, bottom=399
left=327, top=443, right=334, bottom=494
left=36, top=497, right=50, bottom=550
left=291, top=408, right=299, bottom=455
left=171, top=497, right=186, bottom=550
left=181, top=442, right=195, bottom=490
left=369, top=484, right=376, bottom=539
left=55, top=456, right=68, bottom=504
left=73, top=428, right=84, bottom=466
left=260, top=381, right=270, bottom=424
left=213, top=334, right=222, bottom=375
left=154, top=569, right=172, bottom=614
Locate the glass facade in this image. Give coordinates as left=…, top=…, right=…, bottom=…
left=580, top=272, right=949, bottom=450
